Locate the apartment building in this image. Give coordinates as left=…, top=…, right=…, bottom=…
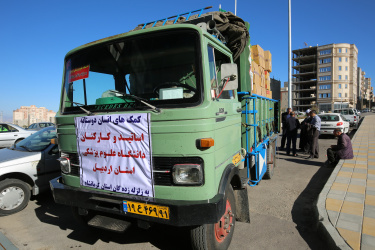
left=13, top=105, right=56, bottom=127
left=292, top=43, right=358, bottom=112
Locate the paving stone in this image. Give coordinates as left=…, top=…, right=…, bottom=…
left=368, top=165, right=375, bottom=170
left=336, top=218, right=362, bottom=232
left=346, top=192, right=365, bottom=200
left=328, top=193, right=346, bottom=200
left=341, top=167, right=354, bottom=172
left=363, top=217, right=375, bottom=237
left=353, top=168, right=367, bottom=174
left=335, top=176, right=351, bottom=184
left=368, top=174, right=375, bottom=180
left=365, top=190, right=375, bottom=196
left=338, top=213, right=363, bottom=224
left=350, top=179, right=367, bottom=186
left=364, top=204, right=375, bottom=219
left=336, top=227, right=361, bottom=250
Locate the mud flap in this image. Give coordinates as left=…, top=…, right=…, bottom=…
left=233, top=188, right=250, bottom=223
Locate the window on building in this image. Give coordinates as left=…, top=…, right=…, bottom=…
left=339, top=75, right=342, bottom=80
left=346, top=57, right=348, bottom=62
left=345, top=66, right=348, bottom=71
left=319, top=67, right=331, bottom=72
left=319, top=94, right=322, bottom=98
left=319, top=49, right=332, bottom=55
left=339, top=66, right=342, bottom=71
left=339, top=48, right=342, bottom=53
left=339, top=57, right=342, bottom=62
left=346, top=48, right=348, bottom=53
left=324, top=58, right=331, bottom=63
left=345, top=75, right=348, bottom=80
left=345, top=93, right=347, bottom=97
left=328, top=93, right=331, bottom=98
left=338, top=93, right=342, bottom=97
left=319, top=84, right=331, bottom=90
left=345, top=84, right=348, bottom=88
left=319, top=76, right=331, bottom=81
left=339, top=84, right=342, bottom=89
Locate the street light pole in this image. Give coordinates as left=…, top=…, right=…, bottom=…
left=288, top=0, right=292, bottom=110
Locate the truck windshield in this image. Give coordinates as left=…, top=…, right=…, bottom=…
left=62, top=29, right=202, bottom=114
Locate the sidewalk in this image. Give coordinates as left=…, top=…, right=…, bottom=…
left=317, top=115, right=375, bottom=250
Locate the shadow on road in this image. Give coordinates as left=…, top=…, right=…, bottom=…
left=290, top=164, right=334, bottom=249
left=33, top=192, right=191, bottom=249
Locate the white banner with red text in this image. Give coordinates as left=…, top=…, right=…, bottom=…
left=74, top=113, right=154, bottom=197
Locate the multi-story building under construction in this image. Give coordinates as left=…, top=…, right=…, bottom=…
left=292, top=43, right=358, bottom=112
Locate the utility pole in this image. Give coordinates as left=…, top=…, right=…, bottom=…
left=288, top=0, right=292, bottom=110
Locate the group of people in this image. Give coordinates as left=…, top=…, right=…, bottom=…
left=280, top=108, right=353, bottom=167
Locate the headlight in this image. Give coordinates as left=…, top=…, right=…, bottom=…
left=58, top=157, right=71, bottom=174
left=172, top=164, right=203, bottom=185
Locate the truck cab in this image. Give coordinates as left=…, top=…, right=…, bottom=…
left=50, top=9, right=278, bottom=250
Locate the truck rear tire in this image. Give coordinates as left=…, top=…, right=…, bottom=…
left=0, top=179, right=30, bottom=216
left=190, top=185, right=236, bottom=250
left=264, top=142, right=276, bottom=179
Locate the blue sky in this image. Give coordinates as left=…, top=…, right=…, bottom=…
left=1, top=0, right=374, bottom=122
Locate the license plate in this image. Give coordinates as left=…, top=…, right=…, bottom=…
left=123, top=201, right=169, bottom=220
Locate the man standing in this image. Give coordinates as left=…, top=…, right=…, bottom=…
left=285, top=112, right=300, bottom=156
left=280, top=107, right=292, bottom=149
left=326, top=128, right=354, bottom=167
left=299, top=109, right=311, bottom=153
left=306, top=110, right=321, bottom=159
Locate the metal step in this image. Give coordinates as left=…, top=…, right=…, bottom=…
left=88, top=215, right=131, bottom=232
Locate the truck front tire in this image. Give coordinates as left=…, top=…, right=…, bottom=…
left=0, top=179, right=30, bottom=216
left=190, top=185, right=236, bottom=250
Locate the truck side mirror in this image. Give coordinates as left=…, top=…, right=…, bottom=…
left=220, top=63, right=238, bottom=91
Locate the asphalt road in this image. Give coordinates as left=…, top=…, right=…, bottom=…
left=1, top=114, right=372, bottom=249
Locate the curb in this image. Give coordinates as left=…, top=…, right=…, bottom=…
left=314, top=118, right=363, bottom=249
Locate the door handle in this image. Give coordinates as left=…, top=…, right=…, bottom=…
left=14, top=135, right=18, bottom=136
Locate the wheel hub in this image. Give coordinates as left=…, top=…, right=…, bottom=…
left=0, top=186, right=25, bottom=210
left=214, top=199, right=234, bottom=242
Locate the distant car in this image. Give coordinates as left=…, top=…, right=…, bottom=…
left=0, top=126, right=60, bottom=216
left=318, top=113, right=350, bottom=135
left=27, top=122, right=55, bottom=131
left=362, top=108, right=370, bottom=113
left=333, top=108, right=359, bottom=129
left=0, top=123, right=35, bottom=148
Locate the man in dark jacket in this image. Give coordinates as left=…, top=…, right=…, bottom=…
left=286, top=112, right=301, bottom=156
left=326, top=128, right=354, bottom=167
left=306, top=110, right=321, bottom=159
left=280, top=107, right=292, bottom=149
left=299, top=109, right=312, bottom=153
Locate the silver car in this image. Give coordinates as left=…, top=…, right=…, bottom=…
left=319, top=113, right=350, bottom=135
left=0, top=123, right=35, bottom=148
left=27, top=122, right=55, bottom=131
left=0, top=126, right=60, bottom=216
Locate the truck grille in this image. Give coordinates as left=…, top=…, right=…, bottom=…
left=66, top=153, right=203, bottom=186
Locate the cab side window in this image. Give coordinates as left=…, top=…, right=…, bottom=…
left=207, top=45, right=234, bottom=99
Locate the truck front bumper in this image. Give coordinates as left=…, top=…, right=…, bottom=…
left=50, top=177, right=225, bottom=227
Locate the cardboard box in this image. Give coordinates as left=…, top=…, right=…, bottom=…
left=252, top=61, right=261, bottom=88
left=260, top=66, right=266, bottom=89
left=251, top=45, right=265, bottom=69
left=264, top=71, right=270, bottom=90
left=260, top=87, right=266, bottom=97
left=265, top=50, right=272, bottom=72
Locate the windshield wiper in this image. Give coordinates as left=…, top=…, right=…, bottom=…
left=65, top=101, right=94, bottom=115
left=110, top=90, right=161, bottom=113
left=19, top=145, right=33, bottom=152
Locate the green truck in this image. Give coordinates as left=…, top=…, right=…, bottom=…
left=50, top=7, right=279, bottom=250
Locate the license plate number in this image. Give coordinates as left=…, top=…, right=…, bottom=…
left=123, top=201, right=169, bottom=220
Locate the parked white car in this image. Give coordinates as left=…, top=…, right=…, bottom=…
left=0, top=123, right=35, bottom=148
left=318, top=113, right=350, bottom=135
left=0, top=126, right=60, bottom=216
left=333, top=108, right=359, bottom=129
